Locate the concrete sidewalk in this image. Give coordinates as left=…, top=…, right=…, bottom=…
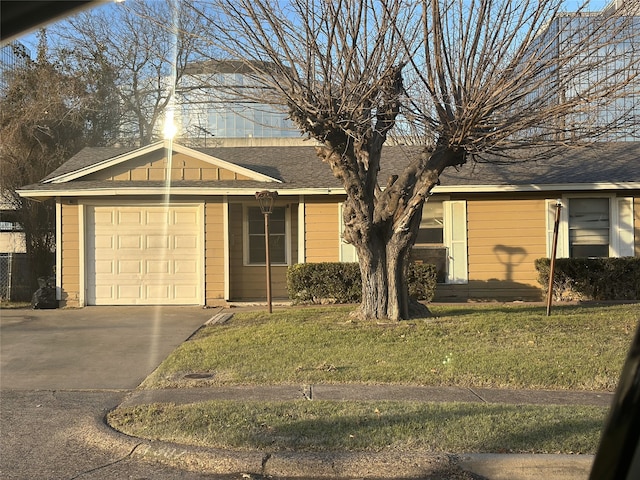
left=112, top=384, right=610, bottom=480
left=120, top=383, right=614, bottom=408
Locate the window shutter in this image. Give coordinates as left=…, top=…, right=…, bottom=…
left=613, top=197, right=635, bottom=257
left=546, top=199, right=567, bottom=258
left=338, top=203, right=358, bottom=262
left=444, top=200, right=468, bottom=284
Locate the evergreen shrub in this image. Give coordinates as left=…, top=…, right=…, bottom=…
left=535, top=257, right=640, bottom=301
left=287, top=262, right=437, bottom=304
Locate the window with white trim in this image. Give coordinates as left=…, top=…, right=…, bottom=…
left=547, top=196, right=635, bottom=259
left=412, top=199, right=447, bottom=283
left=246, top=206, right=287, bottom=264
left=416, top=200, right=444, bottom=244
left=568, top=198, right=610, bottom=258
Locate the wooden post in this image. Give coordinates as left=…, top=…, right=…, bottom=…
left=256, top=190, right=277, bottom=314
left=264, top=211, right=272, bottom=314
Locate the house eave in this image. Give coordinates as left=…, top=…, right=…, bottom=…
left=433, top=182, right=640, bottom=193
left=17, top=181, right=640, bottom=201
left=16, top=186, right=347, bottom=200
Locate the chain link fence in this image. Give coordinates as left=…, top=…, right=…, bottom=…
left=0, top=253, right=32, bottom=301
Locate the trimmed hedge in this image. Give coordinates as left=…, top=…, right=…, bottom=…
left=287, top=262, right=437, bottom=304
left=535, top=257, right=640, bottom=301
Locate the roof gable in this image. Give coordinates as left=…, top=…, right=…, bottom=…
left=44, top=141, right=282, bottom=184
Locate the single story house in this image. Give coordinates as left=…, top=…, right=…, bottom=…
left=17, top=140, right=640, bottom=308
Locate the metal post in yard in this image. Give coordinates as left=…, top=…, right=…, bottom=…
left=256, top=190, right=278, bottom=314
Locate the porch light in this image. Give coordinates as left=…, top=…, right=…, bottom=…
left=255, top=190, right=278, bottom=313
left=256, top=190, right=278, bottom=215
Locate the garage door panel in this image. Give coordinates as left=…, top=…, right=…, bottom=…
left=174, top=210, right=198, bottom=225
left=175, top=259, right=197, bottom=274
left=147, top=235, right=169, bottom=249
left=118, top=235, right=142, bottom=249
left=95, top=260, right=114, bottom=274
left=146, top=285, right=171, bottom=300
left=146, top=260, right=170, bottom=274
left=95, top=235, right=114, bottom=249
left=87, top=205, right=202, bottom=305
left=94, top=211, right=114, bottom=224
left=175, top=285, right=198, bottom=298
left=118, top=260, right=142, bottom=274
left=94, top=285, right=114, bottom=300
left=118, top=285, right=143, bottom=299
left=119, top=211, right=143, bottom=225
left=147, top=211, right=169, bottom=225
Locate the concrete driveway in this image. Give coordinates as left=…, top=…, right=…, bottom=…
left=0, top=306, right=238, bottom=480
left=0, top=306, right=215, bottom=390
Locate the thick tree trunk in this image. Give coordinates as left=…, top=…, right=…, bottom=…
left=347, top=146, right=465, bottom=321
left=353, top=229, right=431, bottom=321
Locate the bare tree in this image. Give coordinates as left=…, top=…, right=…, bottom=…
left=189, top=0, right=639, bottom=320
left=0, top=32, right=96, bottom=289
left=53, top=0, right=206, bottom=146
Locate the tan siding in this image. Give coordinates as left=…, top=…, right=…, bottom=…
left=305, top=201, right=339, bottom=262
left=130, top=168, right=148, bottom=181
left=466, top=198, right=546, bottom=300
left=60, top=203, right=81, bottom=307
left=85, top=151, right=256, bottom=182
left=205, top=200, right=226, bottom=304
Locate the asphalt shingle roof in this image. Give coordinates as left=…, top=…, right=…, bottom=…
left=27, top=141, right=640, bottom=194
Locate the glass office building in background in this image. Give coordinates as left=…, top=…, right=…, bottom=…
left=176, top=60, right=300, bottom=145
left=522, top=1, right=640, bottom=141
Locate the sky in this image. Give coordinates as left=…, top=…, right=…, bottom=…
left=13, top=0, right=619, bottom=57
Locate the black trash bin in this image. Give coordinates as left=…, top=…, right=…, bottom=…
left=31, top=276, right=57, bottom=309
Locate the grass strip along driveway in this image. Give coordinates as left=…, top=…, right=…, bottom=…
left=109, top=303, right=638, bottom=454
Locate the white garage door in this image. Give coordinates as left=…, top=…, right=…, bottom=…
left=86, top=205, right=202, bottom=305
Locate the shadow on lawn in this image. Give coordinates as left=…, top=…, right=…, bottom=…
left=254, top=403, right=604, bottom=454
left=428, top=302, right=617, bottom=319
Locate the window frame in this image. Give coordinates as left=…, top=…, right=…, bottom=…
left=547, top=194, right=635, bottom=259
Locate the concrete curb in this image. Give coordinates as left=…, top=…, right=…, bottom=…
left=81, top=411, right=468, bottom=478
left=458, top=454, right=595, bottom=480
left=79, top=408, right=597, bottom=480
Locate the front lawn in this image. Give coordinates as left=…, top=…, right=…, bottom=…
left=141, top=303, right=637, bottom=391
left=110, top=303, right=637, bottom=455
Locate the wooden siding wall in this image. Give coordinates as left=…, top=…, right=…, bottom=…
left=87, top=152, right=252, bottom=182
left=227, top=202, right=296, bottom=300
left=205, top=200, right=225, bottom=305
left=304, top=200, right=339, bottom=262
left=60, top=203, right=81, bottom=307
left=465, top=198, right=546, bottom=300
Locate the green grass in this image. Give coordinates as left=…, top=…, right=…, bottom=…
left=108, top=400, right=607, bottom=454
left=114, top=303, right=638, bottom=454
left=142, top=303, right=638, bottom=391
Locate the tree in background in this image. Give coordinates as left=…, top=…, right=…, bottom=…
left=187, top=0, right=640, bottom=320
left=54, top=0, right=206, bottom=146
left=0, top=31, right=119, bottom=291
